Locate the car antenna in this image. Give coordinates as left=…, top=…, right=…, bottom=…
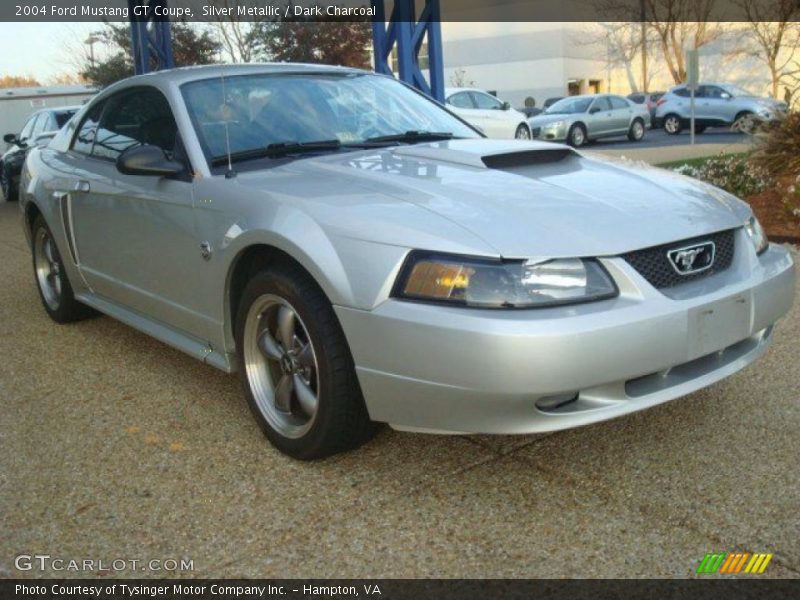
left=220, top=64, right=236, bottom=179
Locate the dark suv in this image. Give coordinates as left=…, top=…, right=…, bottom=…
left=2, top=107, right=78, bottom=200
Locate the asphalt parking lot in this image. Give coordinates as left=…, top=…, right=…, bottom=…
left=0, top=200, right=798, bottom=579
left=584, top=127, right=748, bottom=150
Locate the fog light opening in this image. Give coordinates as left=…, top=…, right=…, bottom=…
left=535, top=392, right=579, bottom=412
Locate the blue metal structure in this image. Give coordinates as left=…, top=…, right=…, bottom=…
left=128, top=0, right=444, bottom=102
left=128, top=0, right=175, bottom=75
left=371, top=0, right=445, bottom=102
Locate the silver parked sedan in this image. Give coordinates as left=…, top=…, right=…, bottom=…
left=528, top=94, right=650, bottom=146
left=20, top=64, right=795, bottom=459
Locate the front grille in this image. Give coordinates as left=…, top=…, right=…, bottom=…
left=622, top=229, right=736, bottom=289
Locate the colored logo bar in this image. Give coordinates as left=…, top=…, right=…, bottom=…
left=697, top=552, right=773, bottom=574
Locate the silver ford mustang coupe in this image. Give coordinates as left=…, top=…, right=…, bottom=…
left=19, top=64, right=795, bottom=459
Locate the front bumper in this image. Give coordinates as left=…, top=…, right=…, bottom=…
left=529, top=122, right=568, bottom=141
left=335, top=240, right=795, bottom=434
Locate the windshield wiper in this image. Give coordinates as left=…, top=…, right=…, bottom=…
left=364, top=130, right=458, bottom=144
left=210, top=139, right=343, bottom=166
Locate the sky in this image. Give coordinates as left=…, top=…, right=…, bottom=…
left=0, top=22, right=103, bottom=82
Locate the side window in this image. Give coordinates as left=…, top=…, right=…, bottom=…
left=609, top=96, right=629, bottom=109
left=702, top=86, right=725, bottom=99
left=629, top=95, right=644, bottom=104
left=447, top=92, right=474, bottom=109
left=673, top=87, right=690, bottom=98
left=92, top=88, right=178, bottom=161
left=470, top=92, right=502, bottom=110
left=71, top=100, right=106, bottom=155
left=18, top=114, right=39, bottom=142
left=590, top=97, right=611, bottom=111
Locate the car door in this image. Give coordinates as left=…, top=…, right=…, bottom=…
left=469, top=91, right=509, bottom=138
left=586, top=96, right=612, bottom=137
left=608, top=96, right=634, bottom=134
left=445, top=92, right=481, bottom=130
left=702, top=85, right=737, bottom=124
left=63, top=86, right=205, bottom=337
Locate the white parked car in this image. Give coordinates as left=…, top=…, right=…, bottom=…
left=444, top=87, right=531, bottom=139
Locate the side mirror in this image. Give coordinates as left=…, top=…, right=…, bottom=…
left=720, top=92, right=731, bottom=100
left=4, top=133, right=20, bottom=145
left=117, top=144, right=184, bottom=177
left=501, top=101, right=511, bottom=111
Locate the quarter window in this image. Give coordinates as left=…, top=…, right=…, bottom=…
left=71, top=100, right=106, bottom=155
left=92, top=88, right=178, bottom=161
left=609, top=96, right=629, bottom=109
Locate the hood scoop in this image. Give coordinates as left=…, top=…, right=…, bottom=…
left=391, top=139, right=578, bottom=170
left=481, top=148, right=576, bottom=169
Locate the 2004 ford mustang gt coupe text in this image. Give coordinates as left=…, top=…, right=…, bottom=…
left=20, top=64, right=795, bottom=459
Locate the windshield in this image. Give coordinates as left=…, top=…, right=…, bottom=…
left=722, top=84, right=752, bottom=97
left=544, top=97, right=592, bottom=115
left=181, top=72, right=479, bottom=163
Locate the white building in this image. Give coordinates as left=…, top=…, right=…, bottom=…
left=439, top=22, right=786, bottom=108
left=0, top=84, right=95, bottom=140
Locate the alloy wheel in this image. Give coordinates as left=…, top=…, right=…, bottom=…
left=632, top=121, right=644, bottom=140
left=243, top=294, right=320, bottom=439
left=570, top=126, right=585, bottom=147
left=34, top=228, right=62, bottom=310
left=664, top=116, right=680, bottom=134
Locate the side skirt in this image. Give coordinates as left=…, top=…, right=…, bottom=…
left=76, top=292, right=236, bottom=374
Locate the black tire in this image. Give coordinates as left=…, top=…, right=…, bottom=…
left=31, top=215, right=96, bottom=323
left=663, top=114, right=683, bottom=135
left=567, top=123, right=587, bottom=147
left=514, top=123, right=531, bottom=140
left=235, top=262, right=377, bottom=460
left=1, top=162, right=17, bottom=201
left=627, top=118, right=645, bottom=142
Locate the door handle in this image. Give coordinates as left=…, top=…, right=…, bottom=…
left=72, top=180, right=90, bottom=193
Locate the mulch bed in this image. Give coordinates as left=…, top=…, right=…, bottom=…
left=744, top=186, right=800, bottom=244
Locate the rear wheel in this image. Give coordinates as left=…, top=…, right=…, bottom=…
left=567, top=123, right=587, bottom=147
left=1, top=162, right=17, bottom=201
left=663, top=114, right=683, bottom=135
left=235, top=263, right=377, bottom=460
left=514, top=123, right=531, bottom=140
left=627, top=118, right=645, bottom=141
left=31, top=216, right=95, bottom=323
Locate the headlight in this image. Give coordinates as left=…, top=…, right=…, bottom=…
left=392, top=252, right=618, bottom=308
left=744, top=216, right=768, bottom=255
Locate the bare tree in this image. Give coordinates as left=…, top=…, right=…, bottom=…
left=579, top=22, right=658, bottom=92
left=207, top=0, right=271, bottom=63
left=645, top=0, right=728, bottom=83
left=449, top=68, right=475, bottom=88
left=735, top=0, right=800, bottom=98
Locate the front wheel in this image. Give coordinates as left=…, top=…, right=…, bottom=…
left=567, top=123, right=587, bottom=147
left=514, top=123, right=531, bottom=140
left=235, top=263, right=377, bottom=460
left=627, top=119, right=645, bottom=141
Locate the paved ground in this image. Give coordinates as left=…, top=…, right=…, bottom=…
left=590, top=127, right=749, bottom=150
left=0, top=200, right=798, bottom=579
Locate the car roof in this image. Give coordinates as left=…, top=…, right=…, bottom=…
left=445, top=87, right=491, bottom=96
left=102, top=62, right=367, bottom=93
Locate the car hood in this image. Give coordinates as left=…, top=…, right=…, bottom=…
left=528, top=113, right=576, bottom=126
left=233, top=139, right=750, bottom=258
